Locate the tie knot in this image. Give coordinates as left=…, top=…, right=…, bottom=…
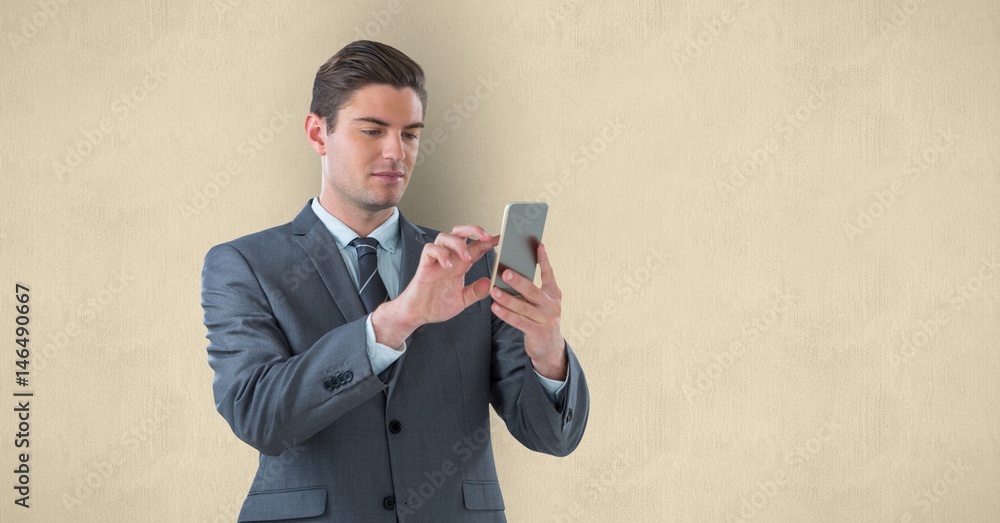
left=351, top=237, right=380, bottom=252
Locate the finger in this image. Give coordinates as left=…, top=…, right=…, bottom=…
left=462, top=277, right=491, bottom=307
left=491, top=286, right=546, bottom=324
left=467, top=234, right=501, bottom=264
left=490, top=299, right=533, bottom=332
left=449, top=225, right=493, bottom=242
left=497, top=268, right=548, bottom=310
left=435, top=232, right=475, bottom=262
left=500, top=267, right=560, bottom=317
left=420, top=243, right=456, bottom=269
left=537, top=243, right=562, bottom=300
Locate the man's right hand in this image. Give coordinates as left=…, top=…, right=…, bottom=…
left=371, top=225, right=499, bottom=349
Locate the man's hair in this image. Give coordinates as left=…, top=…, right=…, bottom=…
left=310, top=40, right=427, bottom=134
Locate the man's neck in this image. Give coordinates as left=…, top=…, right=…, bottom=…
left=316, top=195, right=393, bottom=238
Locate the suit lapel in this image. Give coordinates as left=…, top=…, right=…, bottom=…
left=397, top=209, right=431, bottom=293
left=291, top=201, right=367, bottom=324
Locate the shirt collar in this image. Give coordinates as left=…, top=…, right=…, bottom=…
left=310, top=197, right=400, bottom=254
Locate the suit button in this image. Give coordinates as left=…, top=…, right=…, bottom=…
left=388, top=420, right=402, bottom=434
left=323, top=377, right=336, bottom=391
left=383, top=496, right=396, bottom=510
left=343, top=370, right=353, bottom=383
left=566, top=408, right=573, bottom=422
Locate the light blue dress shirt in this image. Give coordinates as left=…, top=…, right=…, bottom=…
left=310, top=198, right=566, bottom=404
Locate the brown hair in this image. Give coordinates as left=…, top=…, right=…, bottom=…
left=310, top=40, right=427, bottom=133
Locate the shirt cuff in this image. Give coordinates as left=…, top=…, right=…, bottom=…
left=533, top=369, right=567, bottom=406
left=365, top=313, right=406, bottom=376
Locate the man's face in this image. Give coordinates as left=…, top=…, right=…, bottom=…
left=319, top=84, right=423, bottom=215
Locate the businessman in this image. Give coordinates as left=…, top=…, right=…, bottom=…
left=201, top=40, right=589, bottom=522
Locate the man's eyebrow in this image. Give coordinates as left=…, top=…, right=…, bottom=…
left=352, top=116, right=424, bottom=129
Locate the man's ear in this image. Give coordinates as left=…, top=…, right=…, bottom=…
left=305, top=113, right=328, bottom=156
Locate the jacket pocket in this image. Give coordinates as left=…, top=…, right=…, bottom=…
left=462, top=480, right=506, bottom=511
left=239, top=486, right=326, bottom=521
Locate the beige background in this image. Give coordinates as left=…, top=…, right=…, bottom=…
left=2, top=0, right=998, bottom=521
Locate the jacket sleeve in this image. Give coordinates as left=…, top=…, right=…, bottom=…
left=484, top=248, right=590, bottom=457
left=201, top=243, right=390, bottom=456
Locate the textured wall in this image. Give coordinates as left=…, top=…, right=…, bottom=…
left=2, top=1, right=998, bottom=521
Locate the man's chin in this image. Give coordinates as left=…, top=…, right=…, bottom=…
left=361, top=196, right=403, bottom=213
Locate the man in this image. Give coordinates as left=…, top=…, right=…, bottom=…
left=201, top=40, right=589, bottom=522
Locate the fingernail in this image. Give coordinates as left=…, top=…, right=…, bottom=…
left=504, top=270, right=512, bottom=281
left=446, top=260, right=453, bottom=268
left=493, top=289, right=501, bottom=298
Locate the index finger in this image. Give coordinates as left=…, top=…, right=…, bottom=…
left=450, top=225, right=493, bottom=241
left=537, top=243, right=561, bottom=298
left=468, top=234, right=500, bottom=263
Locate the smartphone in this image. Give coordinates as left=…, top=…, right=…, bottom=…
left=489, top=202, right=548, bottom=298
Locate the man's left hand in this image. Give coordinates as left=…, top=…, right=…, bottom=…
left=490, top=242, right=568, bottom=381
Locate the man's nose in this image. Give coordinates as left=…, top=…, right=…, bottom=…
left=382, top=135, right=405, bottom=161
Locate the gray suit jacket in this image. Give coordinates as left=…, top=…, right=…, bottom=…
left=201, top=200, right=589, bottom=522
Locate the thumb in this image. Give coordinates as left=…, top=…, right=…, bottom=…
left=462, top=277, right=492, bottom=306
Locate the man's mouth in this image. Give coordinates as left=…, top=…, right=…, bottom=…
left=373, top=171, right=404, bottom=183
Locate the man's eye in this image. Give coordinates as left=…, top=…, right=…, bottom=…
left=362, top=129, right=380, bottom=136
left=403, top=133, right=419, bottom=140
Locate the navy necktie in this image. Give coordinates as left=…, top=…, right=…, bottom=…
left=350, top=237, right=389, bottom=313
